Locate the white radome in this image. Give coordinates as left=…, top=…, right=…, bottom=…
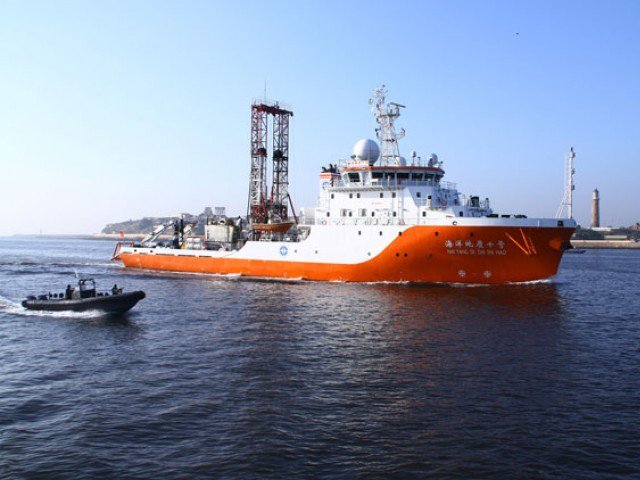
left=353, top=138, right=380, bottom=164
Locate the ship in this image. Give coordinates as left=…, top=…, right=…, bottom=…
left=114, top=86, right=576, bottom=284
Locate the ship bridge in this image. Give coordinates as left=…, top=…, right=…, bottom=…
left=313, top=86, right=491, bottom=226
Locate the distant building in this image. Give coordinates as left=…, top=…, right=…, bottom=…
left=591, top=188, right=600, bottom=228
left=604, top=235, right=629, bottom=241
left=630, top=223, right=640, bottom=231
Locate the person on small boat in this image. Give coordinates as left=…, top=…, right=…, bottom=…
left=23, top=278, right=145, bottom=314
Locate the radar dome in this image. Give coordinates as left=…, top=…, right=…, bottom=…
left=352, top=139, right=380, bottom=165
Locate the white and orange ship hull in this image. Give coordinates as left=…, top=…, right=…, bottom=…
left=116, top=220, right=575, bottom=284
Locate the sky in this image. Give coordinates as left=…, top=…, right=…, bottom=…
left=1, top=0, right=638, bottom=235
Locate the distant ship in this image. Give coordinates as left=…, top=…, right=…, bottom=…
left=114, top=87, right=575, bottom=284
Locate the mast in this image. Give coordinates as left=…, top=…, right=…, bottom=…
left=369, top=85, right=405, bottom=166
left=568, top=147, right=575, bottom=219
left=556, top=147, right=576, bottom=219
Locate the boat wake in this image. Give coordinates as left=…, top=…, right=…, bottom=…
left=0, top=295, right=106, bottom=319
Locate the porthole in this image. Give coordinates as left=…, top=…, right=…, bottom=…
left=470, top=232, right=474, bottom=237
left=398, top=232, right=403, bottom=236
left=435, top=231, right=439, bottom=237
left=358, top=231, right=361, bottom=235
left=379, top=231, right=383, bottom=236
left=404, top=253, right=408, bottom=257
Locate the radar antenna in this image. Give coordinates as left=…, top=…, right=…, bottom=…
left=369, top=85, right=405, bottom=166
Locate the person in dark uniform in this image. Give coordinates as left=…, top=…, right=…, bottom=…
left=65, top=284, right=73, bottom=299
left=112, top=284, right=119, bottom=295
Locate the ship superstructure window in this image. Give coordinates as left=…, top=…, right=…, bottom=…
left=379, top=192, right=384, bottom=198
left=340, top=209, right=348, bottom=217
left=349, top=193, right=353, bottom=199
left=422, top=211, right=426, bottom=217
left=397, top=173, right=409, bottom=180
left=371, top=211, right=375, bottom=217
left=372, top=172, right=383, bottom=180
left=359, top=209, right=367, bottom=217
left=411, top=173, right=423, bottom=181
left=356, top=193, right=361, bottom=198
left=392, top=192, right=396, bottom=198
left=348, top=211, right=353, bottom=217
left=326, top=212, right=330, bottom=217
left=393, top=212, right=397, bottom=217
left=331, top=193, right=334, bottom=199
left=416, top=192, right=421, bottom=198
left=348, top=172, right=360, bottom=183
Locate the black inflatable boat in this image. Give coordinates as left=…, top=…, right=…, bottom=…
left=22, top=278, right=145, bottom=314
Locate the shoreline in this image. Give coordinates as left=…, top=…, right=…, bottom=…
left=571, top=240, right=640, bottom=249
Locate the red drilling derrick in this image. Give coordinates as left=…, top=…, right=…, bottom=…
left=247, top=101, right=293, bottom=226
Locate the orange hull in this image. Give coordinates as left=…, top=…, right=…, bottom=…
left=118, top=226, right=573, bottom=284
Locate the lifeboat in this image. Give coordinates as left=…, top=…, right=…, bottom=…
left=252, top=222, right=294, bottom=233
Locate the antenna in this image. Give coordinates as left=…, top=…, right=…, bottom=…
left=369, top=85, right=405, bottom=166
left=556, top=147, right=576, bottom=219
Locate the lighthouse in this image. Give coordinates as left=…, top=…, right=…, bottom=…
left=591, top=189, right=600, bottom=228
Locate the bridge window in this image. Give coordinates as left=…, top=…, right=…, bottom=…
left=348, top=172, right=360, bottom=182
left=416, top=192, right=421, bottom=198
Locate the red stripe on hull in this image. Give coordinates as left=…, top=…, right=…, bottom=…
left=118, top=226, right=573, bottom=284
